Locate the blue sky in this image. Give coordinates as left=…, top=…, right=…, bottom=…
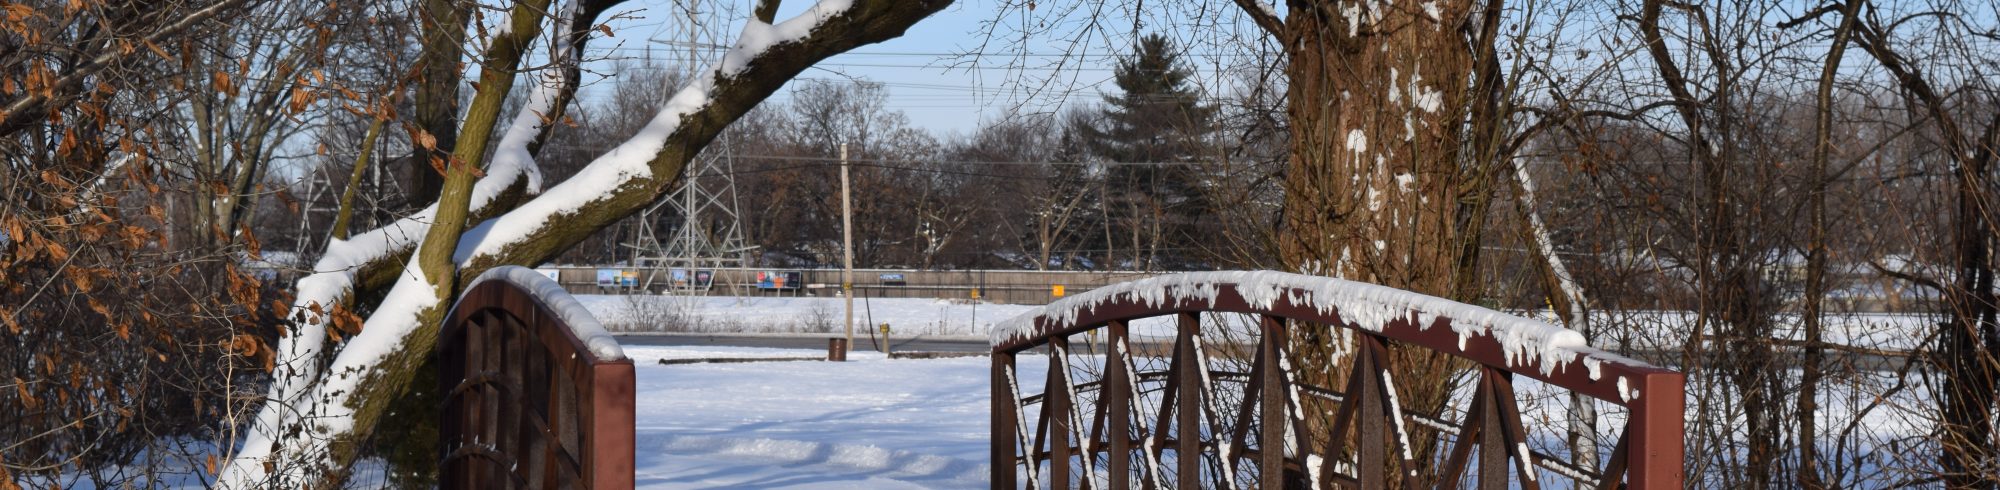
left=578, top=0, right=1274, bottom=136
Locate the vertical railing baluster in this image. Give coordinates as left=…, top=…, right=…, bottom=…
left=1356, top=335, right=1386, bottom=489
left=1049, top=337, right=1074, bottom=490
left=1363, top=332, right=1419, bottom=482
left=1149, top=361, right=1180, bottom=480
left=1187, top=323, right=1238, bottom=487
left=1106, top=320, right=1133, bottom=490
left=1258, top=316, right=1288, bottom=489
left=500, top=315, right=523, bottom=482
left=466, top=314, right=488, bottom=489
left=994, top=350, right=1019, bottom=490
left=1479, top=369, right=1508, bottom=490
left=1175, top=312, right=1201, bottom=490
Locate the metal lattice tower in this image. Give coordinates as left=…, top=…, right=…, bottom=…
left=625, top=0, right=755, bottom=290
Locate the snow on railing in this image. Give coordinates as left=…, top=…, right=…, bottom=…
left=459, top=265, right=625, bottom=361
left=989, top=270, right=1687, bottom=489
left=991, top=270, right=1637, bottom=377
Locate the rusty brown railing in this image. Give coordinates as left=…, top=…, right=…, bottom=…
left=990, top=271, right=1685, bottom=489
left=439, top=266, right=635, bottom=489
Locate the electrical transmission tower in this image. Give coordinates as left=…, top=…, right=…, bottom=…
left=625, top=0, right=755, bottom=291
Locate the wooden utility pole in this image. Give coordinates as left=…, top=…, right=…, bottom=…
left=841, top=143, right=855, bottom=357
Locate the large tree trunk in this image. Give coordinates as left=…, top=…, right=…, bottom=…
left=1239, top=0, right=1507, bottom=480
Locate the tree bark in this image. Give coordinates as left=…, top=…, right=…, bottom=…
left=1254, top=0, right=1504, bottom=476
left=411, top=0, right=470, bottom=205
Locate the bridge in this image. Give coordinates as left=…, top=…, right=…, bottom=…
left=438, top=267, right=1685, bottom=488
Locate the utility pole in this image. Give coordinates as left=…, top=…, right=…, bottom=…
left=841, top=143, right=854, bottom=357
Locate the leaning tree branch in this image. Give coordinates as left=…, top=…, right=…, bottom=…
left=219, top=0, right=954, bottom=486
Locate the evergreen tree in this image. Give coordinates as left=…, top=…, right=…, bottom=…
left=1078, top=33, right=1215, bottom=268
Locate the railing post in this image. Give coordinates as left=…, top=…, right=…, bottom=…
left=1175, top=312, right=1201, bottom=490
left=1106, top=320, right=1133, bottom=490
left=1480, top=369, right=1508, bottom=490
left=1257, top=316, right=1287, bottom=489
left=993, top=350, right=1020, bottom=490
left=1048, top=337, right=1074, bottom=490
left=590, top=361, right=636, bottom=489
left=1627, top=372, right=1686, bottom=490
left=1356, top=334, right=1386, bottom=489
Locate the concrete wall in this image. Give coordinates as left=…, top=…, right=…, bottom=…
left=539, top=267, right=1160, bottom=305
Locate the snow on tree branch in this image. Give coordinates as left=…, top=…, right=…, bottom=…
left=220, top=0, right=952, bottom=486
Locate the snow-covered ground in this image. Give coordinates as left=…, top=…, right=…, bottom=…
left=578, top=294, right=1043, bottom=336
left=623, top=345, right=1045, bottom=489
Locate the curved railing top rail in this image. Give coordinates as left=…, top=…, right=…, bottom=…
left=450, top=265, right=627, bottom=362
left=990, top=270, right=1673, bottom=406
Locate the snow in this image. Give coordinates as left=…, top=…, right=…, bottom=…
left=578, top=294, right=1040, bottom=337
left=221, top=3, right=582, bottom=485
left=625, top=345, right=1010, bottom=488
left=462, top=266, right=625, bottom=360
left=459, top=0, right=867, bottom=264
left=722, top=0, right=854, bottom=77
left=990, top=271, right=1613, bottom=377
left=1250, top=0, right=1281, bottom=21
left=232, top=0, right=894, bottom=477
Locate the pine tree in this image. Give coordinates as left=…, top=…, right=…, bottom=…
left=1079, top=33, right=1215, bottom=269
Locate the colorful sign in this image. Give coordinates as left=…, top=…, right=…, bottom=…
left=757, top=270, right=803, bottom=290
left=1052, top=284, right=1066, bottom=298
left=537, top=269, right=562, bottom=283
left=596, top=269, right=619, bottom=287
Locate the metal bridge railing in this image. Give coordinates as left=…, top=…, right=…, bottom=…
left=990, top=271, right=1685, bottom=489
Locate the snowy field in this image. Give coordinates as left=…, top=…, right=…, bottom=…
left=577, top=294, right=1042, bottom=336
left=620, top=345, right=1044, bottom=489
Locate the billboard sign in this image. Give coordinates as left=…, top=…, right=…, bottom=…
left=757, top=270, right=802, bottom=290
